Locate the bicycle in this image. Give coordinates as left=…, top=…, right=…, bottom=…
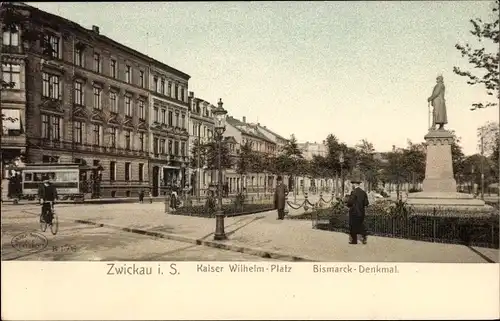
left=39, top=201, right=59, bottom=235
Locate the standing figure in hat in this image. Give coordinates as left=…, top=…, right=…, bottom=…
left=346, top=169, right=369, bottom=244
left=274, top=176, right=289, bottom=220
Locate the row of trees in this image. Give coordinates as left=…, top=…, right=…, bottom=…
left=189, top=120, right=499, bottom=195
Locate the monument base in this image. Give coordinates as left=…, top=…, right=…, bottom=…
left=406, top=191, right=494, bottom=216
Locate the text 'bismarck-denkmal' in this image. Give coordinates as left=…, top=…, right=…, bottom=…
left=312, top=264, right=400, bottom=274
left=196, top=263, right=292, bottom=273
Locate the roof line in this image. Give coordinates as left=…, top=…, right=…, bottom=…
left=15, top=2, right=190, bottom=79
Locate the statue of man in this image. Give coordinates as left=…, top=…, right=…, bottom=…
left=427, top=75, right=447, bottom=130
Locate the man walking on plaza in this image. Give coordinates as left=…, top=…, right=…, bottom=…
left=274, top=176, right=288, bottom=220
left=346, top=170, right=369, bottom=244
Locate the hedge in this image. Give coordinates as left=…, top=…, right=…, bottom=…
left=287, top=205, right=499, bottom=249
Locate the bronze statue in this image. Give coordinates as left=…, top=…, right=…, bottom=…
left=427, top=75, right=448, bottom=130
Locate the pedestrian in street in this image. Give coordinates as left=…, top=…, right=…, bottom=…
left=346, top=170, right=369, bottom=245
left=170, top=187, right=178, bottom=211
left=139, top=190, right=145, bottom=204
left=274, top=176, right=288, bottom=220
left=148, top=190, right=153, bottom=203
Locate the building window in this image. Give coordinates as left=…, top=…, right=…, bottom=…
left=93, top=52, right=101, bottom=73
left=2, top=64, right=20, bottom=89
left=93, top=124, right=101, bottom=145
left=168, top=110, right=173, bottom=126
left=174, top=83, right=178, bottom=100
left=125, top=96, right=132, bottom=117
left=125, top=130, right=131, bottom=150
left=110, top=127, right=117, bottom=147
left=110, top=161, right=116, bottom=181
left=153, top=77, right=158, bottom=92
left=154, top=107, right=159, bottom=123
left=43, top=34, right=60, bottom=58
left=175, top=113, right=179, bottom=127
left=41, top=114, right=50, bottom=139
left=2, top=28, right=19, bottom=46
left=153, top=137, right=159, bottom=155
left=139, top=70, right=145, bottom=88
left=181, top=142, right=186, bottom=156
left=174, top=141, right=179, bottom=155
left=42, top=72, right=60, bottom=99
left=180, top=86, right=184, bottom=102
left=168, top=82, right=172, bottom=97
left=110, top=92, right=118, bottom=113
left=74, top=45, right=84, bottom=67
left=160, top=139, right=166, bottom=154
left=161, top=79, right=165, bottom=94
left=110, top=59, right=117, bottom=78
left=138, top=100, right=145, bottom=119
left=74, top=121, right=84, bottom=144
left=181, top=114, right=186, bottom=129
left=125, top=162, right=131, bottom=181
left=168, top=140, right=173, bottom=154
left=138, top=164, right=144, bottom=182
left=74, top=81, right=84, bottom=105
left=161, top=109, right=166, bottom=124
left=139, top=132, right=145, bottom=151
left=41, top=115, right=61, bottom=141
left=93, top=86, right=102, bottom=110
left=125, top=65, right=131, bottom=83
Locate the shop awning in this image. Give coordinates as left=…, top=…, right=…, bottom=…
left=2, top=109, right=21, bottom=131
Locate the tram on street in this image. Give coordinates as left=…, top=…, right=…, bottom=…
left=4, top=163, right=103, bottom=202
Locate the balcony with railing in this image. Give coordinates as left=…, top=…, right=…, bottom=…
left=28, top=137, right=148, bottom=158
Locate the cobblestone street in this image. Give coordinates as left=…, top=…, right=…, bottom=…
left=1, top=205, right=279, bottom=261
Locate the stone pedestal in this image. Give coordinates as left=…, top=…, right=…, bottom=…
left=407, top=129, right=493, bottom=214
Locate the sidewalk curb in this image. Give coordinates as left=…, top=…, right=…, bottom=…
left=74, top=219, right=315, bottom=262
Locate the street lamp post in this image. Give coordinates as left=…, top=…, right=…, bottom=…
left=339, top=151, right=345, bottom=196
left=213, top=98, right=228, bottom=241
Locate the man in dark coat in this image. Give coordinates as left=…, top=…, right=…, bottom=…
left=346, top=172, right=369, bottom=244
left=274, top=176, right=288, bottom=220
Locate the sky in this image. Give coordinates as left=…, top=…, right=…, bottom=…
left=27, top=1, right=499, bottom=155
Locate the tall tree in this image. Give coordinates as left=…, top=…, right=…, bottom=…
left=282, top=134, right=303, bottom=158
left=355, top=139, right=379, bottom=191
left=449, top=130, right=466, bottom=181
left=236, top=141, right=253, bottom=179
left=204, top=141, right=233, bottom=170
left=402, top=140, right=426, bottom=189
left=453, top=0, right=499, bottom=110
left=189, top=139, right=206, bottom=169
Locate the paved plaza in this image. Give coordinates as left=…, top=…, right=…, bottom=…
left=1, top=200, right=498, bottom=263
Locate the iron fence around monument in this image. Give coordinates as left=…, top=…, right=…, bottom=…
left=307, top=207, right=499, bottom=249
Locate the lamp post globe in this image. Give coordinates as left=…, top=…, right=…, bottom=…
left=213, top=98, right=228, bottom=241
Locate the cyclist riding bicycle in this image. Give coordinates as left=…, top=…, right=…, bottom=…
left=38, top=176, right=58, bottom=225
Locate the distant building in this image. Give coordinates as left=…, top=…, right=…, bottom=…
left=297, top=141, right=328, bottom=160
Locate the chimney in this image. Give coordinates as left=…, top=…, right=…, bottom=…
left=242, top=116, right=246, bottom=123
left=92, top=25, right=100, bottom=34
left=188, top=91, right=194, bottom=98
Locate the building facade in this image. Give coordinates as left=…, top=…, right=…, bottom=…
left=188, top=93, right=215, bottom=197
left=0, top=3, right=190, bottom=198
left=225, top=116, right=278, bottom=194
left=148, top=63, right=190, bottom=196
